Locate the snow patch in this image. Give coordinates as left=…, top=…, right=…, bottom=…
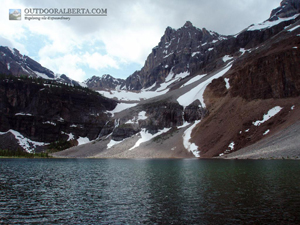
left=107, top=103, right=138, bottom=116
left=182, top=120, right=201, bottom=157
left=177, top=121, right=191, bottom=129
left=181, top=74, right=206, bottom=88
left=0, top=129, right=48, bottom=153
left=224, top=142, right=235, bottom=154
left=177, top=64, right=232, bottom=108
left=156, top=71, right=190, bottom=92
left=263, top=130, right=270, bottom=136
left=43, top=121, right=56, bottom=126
left=239, top=48, right=248, bottom=55
left=6, top=63, right=10, bottom=70
left=138, top=111, right=147, bottom=120
left=253, top=106, right=283, bottom=126
left=288, top=25, right=300, bottom=32
left=291, top=105, right=295, bottom=110
left=77, top=136, right=90, bottom=146
left=61, top=131, right=74, bottom=141
left=57, top=117, right=64, bottom=122
left=163, top=52, right=174, bottom=58
left=224, top=78, right=230, bottom=89
left=192, top=51, right=201, bottom=57
left=15, top=113, right=33, bottom=116
left=34, top=71, right=53, bottom=80
left=222, top=55, right=233, bottom=62
left=248, top=14, right=299, bottom=31
left=98, top=87, right=168, bottom=102
left=129, top=128, right=171, bottom=150
left=107, top=139, right=123, bottom=149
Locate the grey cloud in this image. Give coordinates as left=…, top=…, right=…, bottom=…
left=18, top=0, right=282, bottom=35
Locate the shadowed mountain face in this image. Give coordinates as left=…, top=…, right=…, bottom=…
left=2, top=0, right=300, bottom=157
left=0, top=46, right=81, bottom=86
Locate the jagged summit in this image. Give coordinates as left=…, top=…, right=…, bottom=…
left=85, top=74, right=126, bottom=90
left=121, top=20, right=227, bottom=90
left=183, top=21, right=193, bottom=28
left=0, top=46, right=81, bottom=86
left=269, top=0, right=300, bottom=21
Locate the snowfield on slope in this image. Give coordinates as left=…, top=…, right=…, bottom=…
left=253, top=106, right=283, bottom=126
left=0, top=129, right=48, bottom=153
left=129, top=128, right=171, bottom=150
left=107, top=103, right=138, bottom=117
left=177, top=64, right=232, bottom=108
left=247, top=14, right=299, bottom=31
left=182, top=120, right=201, bottom=157
left=97, top=70, right=190, bottom=102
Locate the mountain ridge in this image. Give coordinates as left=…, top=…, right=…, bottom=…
left=1, top=0, right=300, bottom=159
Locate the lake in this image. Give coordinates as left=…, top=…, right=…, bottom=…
left=0, top=159, right=299, bottom=224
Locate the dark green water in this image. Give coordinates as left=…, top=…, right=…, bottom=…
left=0, top=159, right=299, bottom=224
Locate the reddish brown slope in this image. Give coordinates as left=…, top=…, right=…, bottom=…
left=191, top=27, right=300, bottom=157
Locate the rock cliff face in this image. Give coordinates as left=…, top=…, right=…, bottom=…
left=194, top=17, right=300, bottom=157
left=0, top=46, right=80, bottom=86
left=123, top=21, right=225, bottom=90
left=270, top=0, right=300, bottom=20
left=84, top=74, right=126, bottom=91
left=86, top=21, right=227, bottom=91
left=0, top=76, right=117, bottom=151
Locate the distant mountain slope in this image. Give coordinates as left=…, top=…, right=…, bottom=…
left=84, top=74, right=126, bottom=91
left=0, top=46, right=81, bottom=86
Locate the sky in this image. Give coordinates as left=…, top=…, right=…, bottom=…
left=0, top=0, right=281, bottom=82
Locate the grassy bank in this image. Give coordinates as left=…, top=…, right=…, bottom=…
left=0, top=149, right=51, bottom=158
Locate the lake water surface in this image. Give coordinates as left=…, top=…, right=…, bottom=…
left=0, top=159, right=299, bottom=224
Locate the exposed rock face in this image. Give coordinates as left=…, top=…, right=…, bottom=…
left=229, top=38, right=300, bottom=100
left=123, top=21, right=227, bottom=90
left=0, top=46, right=81, bottom=86
left=270, top=0, right=300, bottom=21
left=0, top=46, right=55, bottom=78
left=194, top=16, right=300, bottom=157
left=0, top=77, right=117, bottom=148
left=85, top=74, right=126, bottom=91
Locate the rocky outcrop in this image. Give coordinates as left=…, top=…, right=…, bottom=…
left=270, top=0, right=300, bottom=21
left=0, top=46, right=55, bottom=78
left=0, top=76, right=117, bottom=149
left=192, top=13, right=300, bottom=157
left=229, top=34, right=300, bottom=100
left=0, top=46, right=81, bottom=86
left=121, top=21, right=227, bottom=91
left=84, top=74, right=126, bottom=91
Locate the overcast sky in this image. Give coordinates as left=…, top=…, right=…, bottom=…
left=0, top=0, right=281, bottom=81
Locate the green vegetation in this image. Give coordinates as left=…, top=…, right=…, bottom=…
left=0, top=149, right=50, bottom=158
left=48, top=140, right=73, bottom=152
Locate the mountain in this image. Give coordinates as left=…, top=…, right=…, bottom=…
left=0, top=75, right=117, bottom=153
left=2, top=0, right=300, bottom=158
left=84, top=74, right=126, bottom=91
left=64, top=0, right=300, bottom=159
left=0, top=46, right=81, bottom=86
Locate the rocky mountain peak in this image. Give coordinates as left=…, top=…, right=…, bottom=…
left=183, top=21, right=193, bottom=28
left=84, top=74, right=126, bottom=91
left=269, top=0, right=300, bottom=21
